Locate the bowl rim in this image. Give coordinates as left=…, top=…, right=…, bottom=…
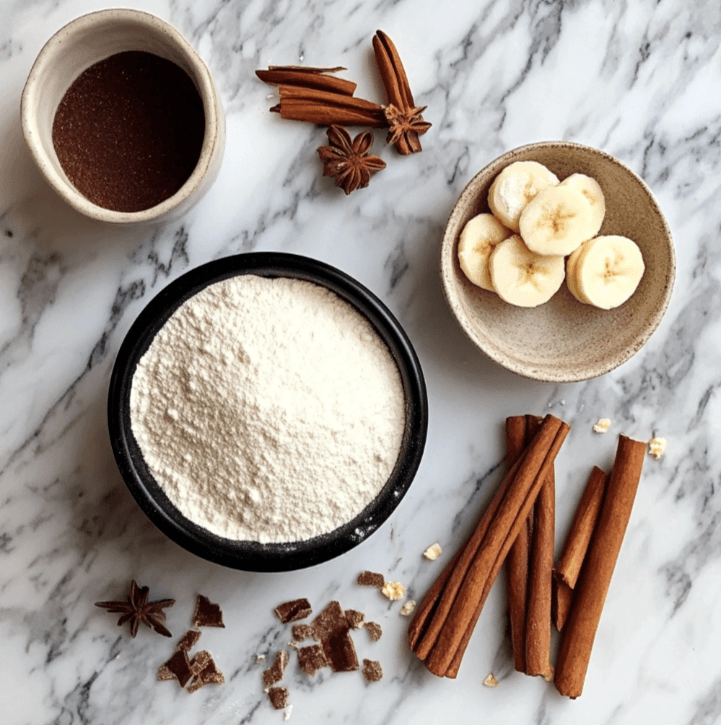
left=21, top=8, right=221, bottom=224
left=108, top=252, right=428, bottom=572
left=440, top=140, right=676, bottom=382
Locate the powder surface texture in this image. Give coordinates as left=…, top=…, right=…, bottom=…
left=130, top=275, right=405, bottom=543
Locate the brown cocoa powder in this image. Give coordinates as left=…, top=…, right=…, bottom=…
left=52, top=51, right=205, bottom=212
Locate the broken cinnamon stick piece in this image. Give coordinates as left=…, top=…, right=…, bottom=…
left=408, top=415, right=569, bottom=678
left=552, top=466, right=607, bottom=632
left=504, top=415, right=530, bottom=673
left=256, top=68, right=357, bottom=96
left=270, top=86, right=388, bottom=127
left=554, top=435, right=645, bottom=699
left=524, top=416, right=554, bottom=680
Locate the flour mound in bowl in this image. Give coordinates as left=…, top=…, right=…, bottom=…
left=129, top=275, right=405, bottom=544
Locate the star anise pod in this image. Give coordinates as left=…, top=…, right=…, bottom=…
left=95, top=580, right=175, bottom=638
left=384, top=104, right=432, bottom=155
left=317, top=125, right=386, bottom=195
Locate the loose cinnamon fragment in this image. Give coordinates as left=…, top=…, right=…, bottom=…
left=256, top=67, right=357, bottom=96
left=176, top=629, right=202, bottom=652
left=263, top=650, right=289, bottom=688
left=345, top=610, right=365, bottom=629
left=311, top=601, right=359, bottom=672
left=192, top=595, right=224, bottom=628
left=275, top=598, right=312, bottom=624
left=317, top=126, right=386, bottom=195
left=160, top=649, right=194, bottom=688
left=365, top=622, right=383, bottom=642
left=268, top=687, right=289, bottom=710
left=292, top=623, right=314, bottom=641
left=362, top=659, right=383, bottom=682
left=408, top=415, right=569, bottom=678
left=555, top=436, right=645, bottom=698
left=357, top=571, right=385, bottom=588
left=372, top=31, right=431, bottom=154
left=298, top=644, right=328, bottom=676
left=188, top=651, right=224, bottom=692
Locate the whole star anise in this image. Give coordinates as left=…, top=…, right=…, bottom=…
left=384, top=104, right=432, bottom=155
left=317, top=125, right=386, bottom=195
left=95, top=580, right=175, bottom=638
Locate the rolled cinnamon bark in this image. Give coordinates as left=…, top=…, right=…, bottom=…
left=554, top=435, right=645, bottom=698
left=409, top=415, right=570, bottom=678
left=505, top=416, right=530, bottom=673
left=552, top=578, right=574, bottom=632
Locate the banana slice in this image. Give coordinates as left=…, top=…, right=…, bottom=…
left=565, top=242, right=591, bottom=303
left=488, top=235, right=565, bottom=308
left=519, top=184, right=594, bottom=256
left=488, top=161, right=559, bottom=233
left=457, top=213, right=513, bottom=291
left=574, top=235, right=645, bottom=309
left=559, top=173, right=606, bottom=239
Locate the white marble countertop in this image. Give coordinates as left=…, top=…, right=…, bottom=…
left=2, top=1, right=720, bottom=723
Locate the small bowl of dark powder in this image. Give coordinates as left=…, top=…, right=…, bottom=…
left=108, top=252, right=428, bottom=571
left=22, top=9, right=224, bottom=224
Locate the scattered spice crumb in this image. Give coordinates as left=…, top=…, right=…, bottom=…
left=176, top=629, right=202, bottom=652
left=263, top=650, right=289, bottom=688
left=268, top=687, right=289, bottom=710
left=648, top=437, right=666, bottom=459
left=298, top=644, right=329, bottom=676
left=188, top=651, right=224, bottom=692
left=291, top=623, right=314, bottom=641
left=159, top=649, right=194, bottom=688
left=192, top=595, right=224, bottom=628
left=346, top=609, right=365, bottom=629
left=357, top=571, right=385, bottom=588
left=275, top=598, right=312, bottom=624
left=362, top=659, right=383, bottom=683
left=483, top=673, right=499, bottom=688
left=311, top=601, right=359, bottom=672
left=423, top=543, right=442, bottom=560
left=284, top=705, right=293, bottom=721
left=400, top=600, right=417, bottom=617
left=381, top=580, right=405, bottom=600
left=365, top=622, right=382, bottom=642
left=256, top=654, right=266, bottom=663
left=593, top=418, right=611, bottom=434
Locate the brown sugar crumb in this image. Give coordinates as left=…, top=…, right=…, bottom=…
left=298, top=644, right=329, bottom=676
left=268, top=687, right=289, bottom=710
left=188, top=651, right=224, bottom=692
left=263, top=650, right=289, bottom=688
left=357, top=571, right=385, bottom=588
left=362, top=659, right=383, bottom=683
left=160, top=649, right=194, bottom=688
left=345, top=609, right=365, bottom=629
left=365, top=622, right=382, bottom=642
left=192, top=595, right=225, bottom=628
left=291, top=623, right=314, bottom=642
left=310, top=601, right=359, bottom=672
left=275, top=598, right=312, bottom=623
left=176, top=629, right=202, bottom=651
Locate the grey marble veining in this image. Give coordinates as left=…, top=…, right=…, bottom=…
left=2, top=0, right=721, bottom=723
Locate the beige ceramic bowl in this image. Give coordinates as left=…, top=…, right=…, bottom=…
left=441, top=141, right=675, bottom=382
left=21, top=9, right=225, bottom=225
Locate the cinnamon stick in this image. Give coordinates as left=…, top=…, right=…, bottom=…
left=270, top=87, right=387, bottom=127
left=524, top=413, right=555, bottom=680
left=504, top=416, right=530, bottom=673
left=552, top=466, right=608, bottom=631
left=256, top=68, right=357, bottom=96
left=408, top=415, right=569, bottom=678
left=554, top=435, right=645, bottom=698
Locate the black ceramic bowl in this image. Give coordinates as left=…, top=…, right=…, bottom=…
left=108, top=252, right=427, bottom=572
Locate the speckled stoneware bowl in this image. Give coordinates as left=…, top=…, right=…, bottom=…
left=441, top=141, right=676, bottom=382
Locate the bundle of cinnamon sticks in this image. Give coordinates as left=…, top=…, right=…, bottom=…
left=407, top=414, right=646, bottom=699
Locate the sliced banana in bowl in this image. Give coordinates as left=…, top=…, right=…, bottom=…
left=457, top=213, right=513, bottom=291
left=440, top=140, right=676, bottom=382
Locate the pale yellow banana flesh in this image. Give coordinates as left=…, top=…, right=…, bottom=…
left=519, top=184, right=594, bottom=256
left=488, top=161, right=559, bottom=233
left=457, top=213, right=513, bottom=291
left=574, top=235, right=645, bottom=309
left=559, top=173, right=606, bottom=239
left=488, top=235, right=565, bottom=308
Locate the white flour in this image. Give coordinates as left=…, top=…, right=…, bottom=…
left=130, top=274, right=405, bottom=544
